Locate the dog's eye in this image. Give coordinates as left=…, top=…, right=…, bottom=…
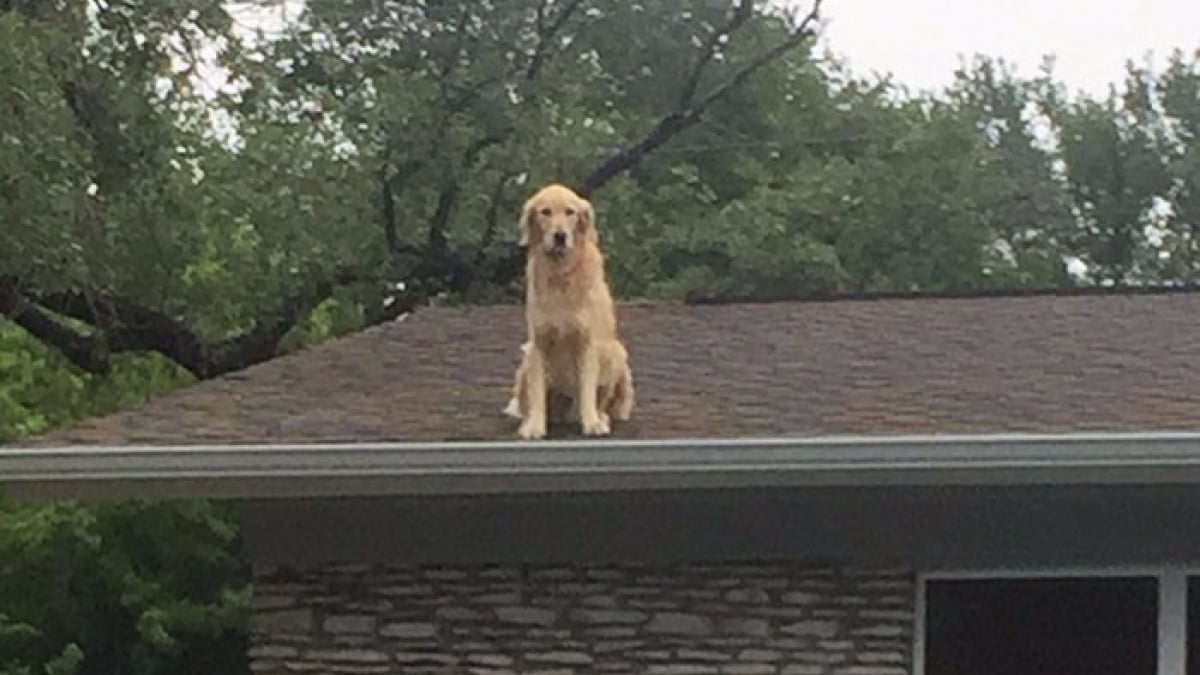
left=540, top=208, right=552, bottom=217
left=565, top=208, right=575, bottom=216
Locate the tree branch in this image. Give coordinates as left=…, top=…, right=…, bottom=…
left=29, top=286, right=207, bottom=373
left=475, top=173, right=516, bottom=267
left=378, top=0, right=581, bottom=277
left=9, top=3, right=825, bottom=380
left=2, top=267, right=383, bottom=379
left=380, top=143, right=400, bottom=253
left=0, top=278, right=112, bottom=375
left=694, top=1, right=824, bottom=112
left=432, top=1, right=825, bottom=294
left=415, top=132, right=509, bottom=276
left=677, top=0, right=754, bottom=108
left=423, top=6, right=475, bottom=88
left=379, top=76, right=499, bottom=255
left=525, top=0, right=586, bottom=81
left=427, top=184, right=459, bottom=254
left=580, top=0, right=823, bottom=195
left=202, top=268, right=362, bottom=376
left=581, top=112, right=697, bottom=195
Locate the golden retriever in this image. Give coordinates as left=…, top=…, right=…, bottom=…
left=509, top=183, right=635, bottom=439
left=504, top=339, right=634, bottom=428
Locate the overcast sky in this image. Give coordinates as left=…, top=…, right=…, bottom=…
left=814, top=0, right=1199, bottom=97
left=226, top=2, right=1198, bottom=98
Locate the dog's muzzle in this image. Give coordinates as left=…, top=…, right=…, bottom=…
left=547, top=231, right=569, bottom=257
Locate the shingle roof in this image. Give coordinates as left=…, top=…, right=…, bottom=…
left=15, top=290, right=1200, bottom=446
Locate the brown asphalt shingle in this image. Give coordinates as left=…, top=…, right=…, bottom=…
left=14, top=291, right=1200, bottom=446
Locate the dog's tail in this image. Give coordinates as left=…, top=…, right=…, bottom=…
left=504, top=341, right=533, bottom=418
left=503, top=397, right=522, bottom=419
left=611, top=367, right=635, bottom=422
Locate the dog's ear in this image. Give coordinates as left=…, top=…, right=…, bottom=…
left=518, top=198, right=537, bottom=247
left=576, top=198, right=597, bottom=244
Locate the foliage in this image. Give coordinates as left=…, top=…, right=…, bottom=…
left=0, top=500, right=249, bottom=675
left=0, top=322, right=189, bottom=444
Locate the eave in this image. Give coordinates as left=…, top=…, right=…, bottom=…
left=5, top=431, right=1200, bottom=502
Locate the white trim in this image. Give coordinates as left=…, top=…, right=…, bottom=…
left=1160, top=568, right=1187, bottom=675
left=914, top=566, right=1197, bottom=675
left=912, top=571, right=927, bottom=675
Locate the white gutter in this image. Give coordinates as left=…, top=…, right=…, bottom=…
left=4, top=431, right=1200, bottom=502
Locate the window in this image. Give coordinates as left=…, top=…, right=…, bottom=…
left=923, top=576, right=1158, bottom=675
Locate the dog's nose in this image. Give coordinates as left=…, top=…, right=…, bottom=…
left=553, top=231, right=567, bottom=247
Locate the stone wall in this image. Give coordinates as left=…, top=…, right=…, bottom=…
left=249, top=562, right=914, bottom=675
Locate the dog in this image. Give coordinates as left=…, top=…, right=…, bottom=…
left=504, top=339, right=635, bottom=428
left=511, top=183, right=635, bottom=440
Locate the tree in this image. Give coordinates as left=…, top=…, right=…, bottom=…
left=0, top=500, right=248, bottom=675
left=1, top=0, right=825, bottom=378
left=943, top=56, right=1077, bottom=286
left=1147, top=50, right=1200, bottom=282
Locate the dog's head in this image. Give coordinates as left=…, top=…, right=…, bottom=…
left=518, top=183, right=596, bottom=261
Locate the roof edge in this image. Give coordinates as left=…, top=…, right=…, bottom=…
left=685, top=283, right=1200, bottom=306
left=6, top=431, right=1200, bottom=502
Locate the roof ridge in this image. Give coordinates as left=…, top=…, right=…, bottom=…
left=400, top=284, right=1200, bottom=317
left=685, top=283, right=1200, bottom=306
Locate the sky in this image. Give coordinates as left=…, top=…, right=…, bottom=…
left=814, top=0, right=1200, bottom=97
left=224, top=1, right=1200, bottom=98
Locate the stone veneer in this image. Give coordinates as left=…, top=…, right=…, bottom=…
left=249, top=562, right=914, bottom=675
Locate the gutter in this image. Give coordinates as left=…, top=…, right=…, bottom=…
left=5, top=431, right=1200, bottom=502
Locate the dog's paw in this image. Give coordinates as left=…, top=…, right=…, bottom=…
left=518, top=420, right=546, bottom=440
left=502, top=397, right=522, bottom=419
left=581, top=415, right=611, bottom=437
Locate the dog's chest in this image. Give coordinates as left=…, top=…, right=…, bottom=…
left=533, top=318, right=587, bottom=352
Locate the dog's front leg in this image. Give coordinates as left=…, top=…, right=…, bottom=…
left=517, top=348, right=548, bottom=440
left=578, top=344, right=610, bottom=436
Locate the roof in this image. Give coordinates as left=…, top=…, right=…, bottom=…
left=13, top=289, right=1200, bottom=447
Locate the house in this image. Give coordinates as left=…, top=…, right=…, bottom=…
left=5, top=289, right=1200, bottom=675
